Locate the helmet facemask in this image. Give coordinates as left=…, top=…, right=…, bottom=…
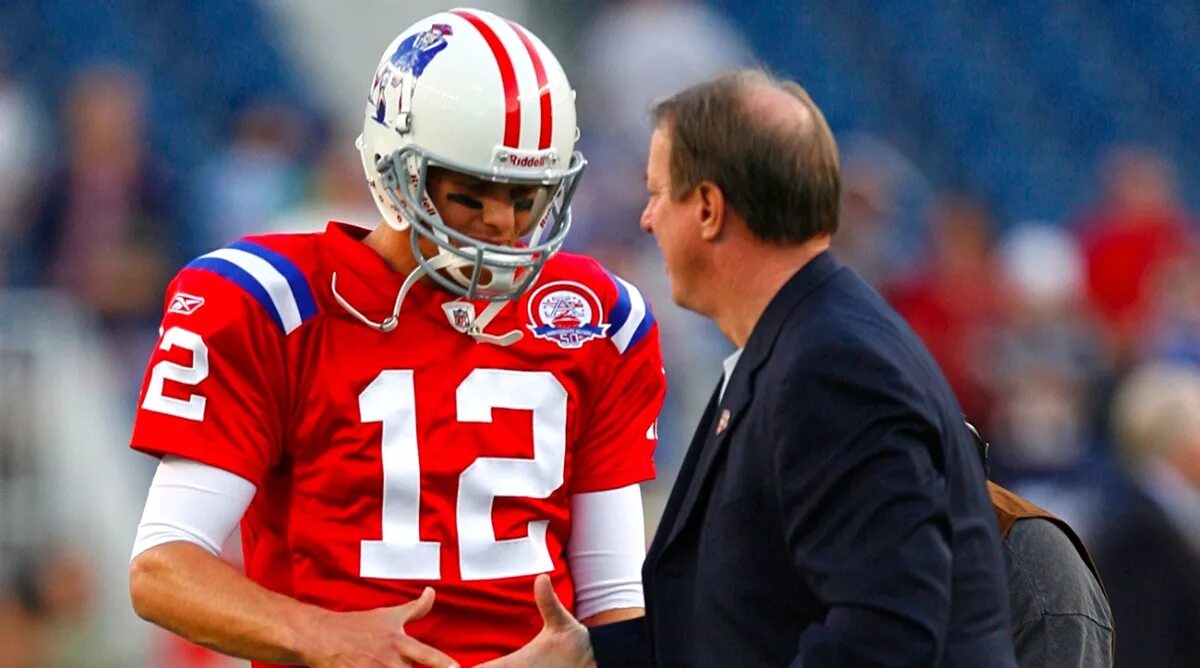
left=374, top=143, right=587, bottom=302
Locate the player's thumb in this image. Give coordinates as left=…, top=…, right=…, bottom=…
left=397, top=586, right=437, bottom=623
left=533, top=574, right=574, bottom=629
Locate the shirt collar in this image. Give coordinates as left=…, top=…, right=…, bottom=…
left=719, top=348, right=744, bottom=402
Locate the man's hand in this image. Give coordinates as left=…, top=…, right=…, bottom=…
left=298, top=587, right=459, bottom=668
left=476, top=574, right=594, bottom=668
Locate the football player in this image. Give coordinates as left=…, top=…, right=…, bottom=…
left=127, top=8, right=664, bottom=668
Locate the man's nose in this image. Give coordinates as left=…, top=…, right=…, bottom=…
left=639, top=208, right=653, bottom=233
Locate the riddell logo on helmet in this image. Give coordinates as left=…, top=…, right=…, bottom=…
left=495, top=149, right=556, bottom=169
left=508, top=154, right=547, bottom=168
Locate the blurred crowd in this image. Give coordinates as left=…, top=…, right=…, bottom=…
left=838, top=137, right=1200, bottom=665
left=1, top=0, right=1199, bottom=665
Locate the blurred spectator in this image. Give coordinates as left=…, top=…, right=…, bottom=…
left=267, top=134, right=376, bottom=235
left=1090, top=364, right=1200, bottom=668
left=577, top=0, right=753, bottom=148
left=570, top=0, right=753, bottom=256
left=15, top=64, right=185, bottom=394
left=885, top=193, right=1004, bottom=421
left=1076, top=146, right=1197, bottom=365
left=19, top=65, right=179, bottom=322
left=986, top=223, right=1109, bottom=481
left=834, top=133, right=933, bottom=287
left=0, top=49, right=45, bottom=285
left=192, top=99, right=309, bottom=250
left=0, top=547, right=98, bottom=668
left=997, top=223, right=1085, bottom=323
left=990, top=372, right=1089, bottom=479
left=1142, top=249, right=1200, bottom=369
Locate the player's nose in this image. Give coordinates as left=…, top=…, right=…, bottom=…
left=480, top=200, right=519, bottom=239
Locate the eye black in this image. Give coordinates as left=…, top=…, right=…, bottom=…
left=447, top=193, right=483, bottom=210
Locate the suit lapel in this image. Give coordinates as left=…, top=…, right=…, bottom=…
left=647, top=251, right=845, bottom=562
left=646, top=380, right=722, bottom=563
left=658, top=375, right=752, bottom=551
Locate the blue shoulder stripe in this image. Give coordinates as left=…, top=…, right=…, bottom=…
left=184, top=241, right=317, bottom=335
left=186, top=256, right=287, bottom=333
left=609, top=277, right=634, bottom=334
left=230, top=240, right=318, bottom=322
left=607, top=272, right=655, bottom=354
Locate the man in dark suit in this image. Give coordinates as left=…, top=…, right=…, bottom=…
left=484, top=69, right=1015, bottom=667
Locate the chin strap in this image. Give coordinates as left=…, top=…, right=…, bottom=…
left=331, top=254, right=524, bottom=346
left=331, top=258, right=434, bottom=334
left=467, top=300, right=523, bottom=347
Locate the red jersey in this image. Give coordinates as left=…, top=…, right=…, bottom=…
left=130, top=223, right=665, bottom=666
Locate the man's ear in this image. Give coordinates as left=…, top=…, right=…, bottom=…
left=695, top=181, right=725, bottom=242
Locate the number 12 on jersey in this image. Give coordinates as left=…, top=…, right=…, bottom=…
left=359, top=369, right=567, bottom=581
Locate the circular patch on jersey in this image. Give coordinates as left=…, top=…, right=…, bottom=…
left=526, top=281, right=610, bottom=349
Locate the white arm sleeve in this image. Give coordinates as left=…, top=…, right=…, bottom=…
left=131, top=455, right=257, bottom=561
left=568, top=484, right=646, bottom=620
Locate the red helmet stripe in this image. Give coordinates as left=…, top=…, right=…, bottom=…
left=452, top=9, right=521, bottom=148
left=508, top=21, right=553, bottom=150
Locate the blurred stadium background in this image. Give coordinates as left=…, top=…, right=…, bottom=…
left=1, top=0, right=1198, bottom=665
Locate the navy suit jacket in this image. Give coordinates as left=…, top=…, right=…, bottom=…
left=592, top=252, right=1016, bottom=667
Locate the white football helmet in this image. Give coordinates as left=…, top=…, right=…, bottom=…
left=358, top=7, right=586, bottom=302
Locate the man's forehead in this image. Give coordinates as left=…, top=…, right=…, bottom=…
left=650, top=123, right=672, bottom=147
left=647, top=128, right=671, bottom=174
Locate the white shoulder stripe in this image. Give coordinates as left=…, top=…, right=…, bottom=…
left=202, top=247, right=305, bottom=334
left=611, top=275, right=647, bottom=354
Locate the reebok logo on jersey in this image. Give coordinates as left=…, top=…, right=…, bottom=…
left=168, top=292, right=206, bottom=316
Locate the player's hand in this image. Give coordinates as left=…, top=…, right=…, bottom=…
left=475, top=574, right=594, bottom=668
left=299, top=586, right=459, bottom=668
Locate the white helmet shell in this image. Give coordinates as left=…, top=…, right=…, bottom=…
left=358, top=7, right=586, bottom=301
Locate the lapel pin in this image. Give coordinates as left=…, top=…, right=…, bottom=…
left=715, top=409, right=731, bottom=435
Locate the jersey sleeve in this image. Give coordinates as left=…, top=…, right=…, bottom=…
left=129, top=266, right=290, bottom=487
left=570, top=275, right=666, bottom=494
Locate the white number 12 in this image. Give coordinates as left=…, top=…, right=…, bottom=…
left=359, top=369, right=567, bottom=581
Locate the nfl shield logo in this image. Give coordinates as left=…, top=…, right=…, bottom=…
left=453, top=308, right=471, bottom=330
left=442, top=301, right=476, bottom=333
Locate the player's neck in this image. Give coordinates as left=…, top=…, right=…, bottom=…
left=364, top=223, right=420, bottom=276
